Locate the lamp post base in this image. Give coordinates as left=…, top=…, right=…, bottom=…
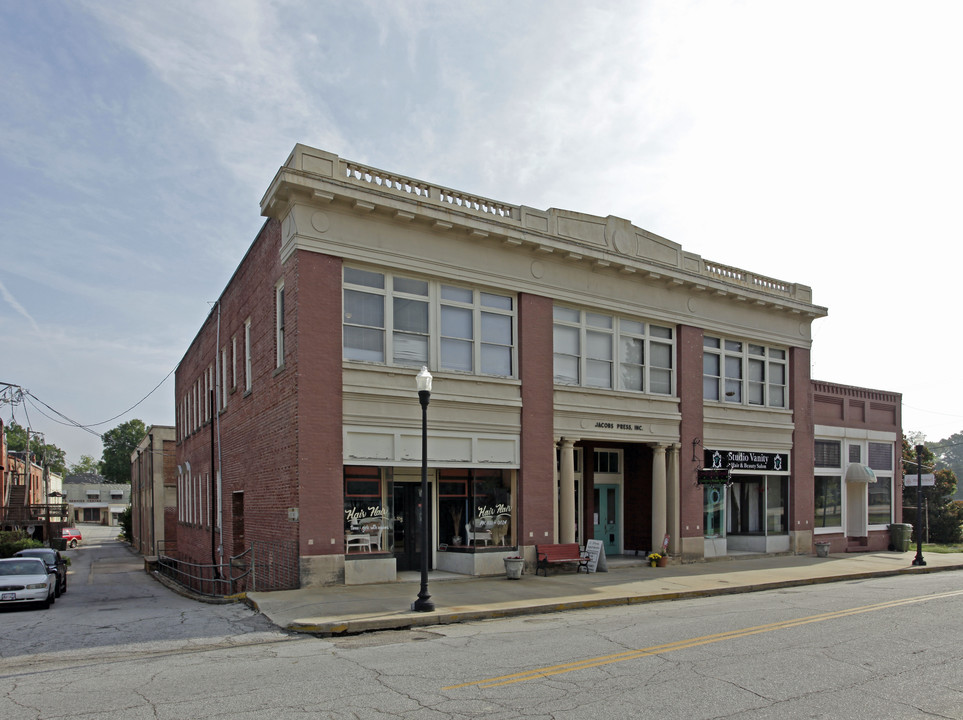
left=411, top=593, right=434, bottom=613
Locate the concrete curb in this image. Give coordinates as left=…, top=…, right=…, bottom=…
left=285, top=562, right=963, bottom=637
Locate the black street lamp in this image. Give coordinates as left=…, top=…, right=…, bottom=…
left=412, top=367, right=435, bottom=612
left=912, top=444, right=927, bottom=567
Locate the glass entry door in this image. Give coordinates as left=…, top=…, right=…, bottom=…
left=593, top=484, right=620, bottom=556
left=393, top=483, right=432, bottom=572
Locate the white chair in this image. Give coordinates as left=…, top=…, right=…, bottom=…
left=345, top=533, right=371, bottom=552
left=465, top=521, right=492, bottom=546
left=364, top=524, right=383, bottom=551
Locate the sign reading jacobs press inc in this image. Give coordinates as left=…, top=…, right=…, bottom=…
left=703, top=449, right=790, bottom=473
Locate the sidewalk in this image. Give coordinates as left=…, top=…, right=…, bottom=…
left=244, top=550, right=963, bottom=636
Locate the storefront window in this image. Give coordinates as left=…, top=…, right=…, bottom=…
left=704, top=484, right=725, bottom=538
left=723, top=476, right=789, bottom=535
left=868, top=442, right=893, bottom=526
left=727, top=479, right=764, bottom=534
left=814, top=475, right=842, bottom=528
left=868, top=479, right=892, bottom=525
left=343, top=466, right=392, bottom=555
left=439, top=468, right=513, bottom=549
left=766, top=477, right=788, bottom=534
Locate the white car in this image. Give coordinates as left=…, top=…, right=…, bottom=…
left=0, top=557, right=57, bottom=609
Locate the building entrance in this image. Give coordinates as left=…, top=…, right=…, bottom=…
left=594, top=484, right=620, bottom=556
left=392, top=482, right=432, bottom=572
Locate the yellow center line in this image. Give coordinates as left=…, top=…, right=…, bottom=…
left=443, top=589, right=963, bottom=690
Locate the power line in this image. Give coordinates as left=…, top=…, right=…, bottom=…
left=80, top=366, right=176, bottom=428
left=23, top=394, right=102, bottom=438
left=2, top=366, right=177, bottom=460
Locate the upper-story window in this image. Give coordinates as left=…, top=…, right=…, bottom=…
left=553, top=306, right=674, bottom=394
left=343, top=267, right=515, bottom=377
left=244, top=318, right=252, bottom=392
left=275, top=281, right=285, bottom=369
left=703, top=336, right=787, bottom=408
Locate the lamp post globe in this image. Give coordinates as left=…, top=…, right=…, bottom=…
left=412, top=366, right=435, bottom=612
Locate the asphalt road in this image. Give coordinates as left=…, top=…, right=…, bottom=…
left=2, top=527, right=962, bottom=719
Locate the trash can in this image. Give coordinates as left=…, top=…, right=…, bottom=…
left=49, top=538, right=66, bottom=551
left=888, top=523, right=912, bottom=552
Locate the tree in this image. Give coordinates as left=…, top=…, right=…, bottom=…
left=2, top=421, right=68, bottom=475
left=100, top=419, right=146, bottom=483
left=928, top=431, right=963, bottom=499
left=68, top=454, right=102, bottom=476
left=902, top=437, right=962, bottom=543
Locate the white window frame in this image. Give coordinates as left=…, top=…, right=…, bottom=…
left=703, top=336, right=787, bottom=408
left=231, top=335, right=238, bottom=391
left=220, top=346, right=228, bottom=410
left=814, top=438, right=843, bottom=533
left=275, top=281, right=285, bottom=369
left=814, top=436, right=895, bottom=533
left=342, top=266, right=516, bottom=378
left=552, top=306, right=675, bottom=395
left=244, top=318, right=252, bottom=392
left=867, top=441, right=894, bottom=528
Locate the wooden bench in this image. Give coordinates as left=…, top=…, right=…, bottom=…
left=536, top=543, right=589, bottom=576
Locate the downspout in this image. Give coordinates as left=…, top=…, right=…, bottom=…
left=215, top=302, right=223, bottom=566
left=210, top=389, right=218, bottom=578
left=148, top=433, right=155, bottom=556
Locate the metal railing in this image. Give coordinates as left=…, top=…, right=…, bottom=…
left=156, top=540, right=299, bottom=597
left=0, top=503, right=69, bottom=525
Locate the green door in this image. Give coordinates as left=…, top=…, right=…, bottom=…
left=593, top=484, right=620, bottom=556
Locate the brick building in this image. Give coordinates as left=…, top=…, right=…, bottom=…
left=1, top=419, right=59, bottom=536
left=130, top=425, right=177, bottom=556
left=174, top=144, right=902, bottom=588
left=812, top=382, right=902, bottom=552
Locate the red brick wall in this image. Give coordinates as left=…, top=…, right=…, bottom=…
left=811, top=379, right=903, bottom=545
left=676, top=324, right=705, bottom=540
left=175, top=219, right=300, bottom=566
left=290, top=250, right=343, bottom=555
left=812, top=381, right=902, bottom=434
left=517, top=293, right=555, bottom=546
left=790, top=347, right=815, bottom=537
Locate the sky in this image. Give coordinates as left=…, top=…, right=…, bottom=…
left=1, top=0, right=961, bottom=467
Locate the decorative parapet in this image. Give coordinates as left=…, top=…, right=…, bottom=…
left=812, top=380, right=901, bottom=405
left=263, top=144, right=825, bottom=314
left=342, top=160, right=516, bottom=220
left=704, top=261, right=795, bottom=298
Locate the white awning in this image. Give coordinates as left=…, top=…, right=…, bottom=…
left=845, top=463, right=876, bottom=483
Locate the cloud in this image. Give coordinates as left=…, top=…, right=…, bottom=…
left=0, top=279, right=41, bottom=334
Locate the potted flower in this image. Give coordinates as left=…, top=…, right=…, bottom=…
left=647, top=552, right=664, bottom=568
left=504, top=555, right=524, bottom=579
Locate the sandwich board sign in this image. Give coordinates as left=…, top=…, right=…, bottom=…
left=585, top=538, right=607, bottom=572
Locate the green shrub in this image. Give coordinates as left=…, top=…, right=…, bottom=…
left=118, top=505, right=133, bottom=543
left=929, top=501, right=963, bottom=544
left=0, top=530, right=44, bottom=558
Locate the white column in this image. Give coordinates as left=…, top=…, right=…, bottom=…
left=559, top=438, right=577, bottom=544
left=667, top=444, right=681, bottom=556
left=651, top=444, right=668, bottom=551
left=552, top=440, right=560, bottom=542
